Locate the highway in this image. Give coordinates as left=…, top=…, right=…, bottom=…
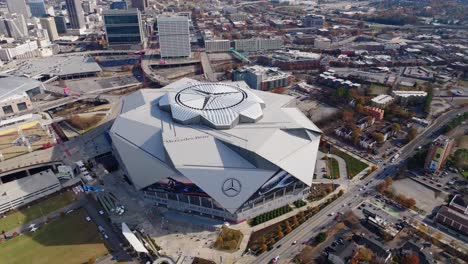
left=254, top=106, right=468, bottom=264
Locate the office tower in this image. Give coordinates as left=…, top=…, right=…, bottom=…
left=40, top=17, right=59, bottom=41
left=6, top=0, right=30, bottom=19
left=131, top=0, right=148, bottom=11
left=110, top=1, right=128, bottom=10
left=28, top=0, right=47, bottom=17
left=157, top=15, right=190, bottom=58
left=65, top=0, right=85, bottom=29
left=103, top=9, right=144, bottom=45
left=0, top=14, right=28, bottom=39
left=424, top=135, right=455, bottom=173
left=54, top=16, right=67, bottom=33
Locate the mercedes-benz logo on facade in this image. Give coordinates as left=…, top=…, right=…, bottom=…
left=222, top=178, right=242, bottom=197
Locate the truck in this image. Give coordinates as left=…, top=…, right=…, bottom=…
left=391, top=153, right=400, bottom=163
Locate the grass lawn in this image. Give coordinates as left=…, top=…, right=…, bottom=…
left=330, top=147, right=368, bottom=178
left=0, top=209, right=108, bottom=264
left=369, top=84, right=389, bottom=95
left=0, top=191, right=76, bottom=232
left=324, top=157, right=340, bottom=179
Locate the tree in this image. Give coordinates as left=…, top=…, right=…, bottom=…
left=214, top=236, right=224, bottom=248
left=351, top=127, right=362, bottom=145
left=372, top=132, right=385, bottom=143
left=406, top=127, right=418, bottom=142
left=342, top=111, right=354, bottom=123
left=277, top=231, right=284, bottom=239
left=285, top=221, right=292, bottom=233
left=315, top=232, right=327, bottom=244
left=400, top=252, right=420, bottom=264
left=292, top=215, right=299, bottom=228
left=261, top=243, right=268, bottom=252
left=392, top=123, right=401, bottom=133
left=355, top=247, right=373, bottom=262
left=355, top=104, right=365, bottom=114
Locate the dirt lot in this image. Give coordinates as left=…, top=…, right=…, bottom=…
left=390, top=178, right=446, bottom=214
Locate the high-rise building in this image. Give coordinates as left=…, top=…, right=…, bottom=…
left=103, top=9, right=144, bottom=46
left=424, top=135, right=455, bottom=173
left=6, top=0, right=30, bottom=19
left=131, top=0, right=148, bottom=11
left=0, top=14, right=28, bottom=39
left=157, top=15, right=190, bottom=58
left=28, top=0, right=47, bottom=18
left=40, top=16, right=59, bottom=41
left=54, top=16, right=67, bottom=34
left=110, top=1, right=127, bottom=10
left=65, top=0, right=85, bottom=29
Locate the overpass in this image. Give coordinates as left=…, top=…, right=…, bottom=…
left=229, top=48, right=251, bottom=63
left=200, top=52, right=216, bottom=82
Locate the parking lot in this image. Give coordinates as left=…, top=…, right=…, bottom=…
left=391, top=178, right=446, bottom=214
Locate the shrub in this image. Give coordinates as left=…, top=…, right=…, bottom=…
left=315, top=232, right=327, bottom=244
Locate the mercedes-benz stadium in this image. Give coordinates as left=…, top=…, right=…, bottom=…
left=109, top=78, right=322, bottom=222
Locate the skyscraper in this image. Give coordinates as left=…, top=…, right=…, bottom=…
left=157, top=15, right=191, bottom=58
left=0, top=14, right=28, bottom=39
left=54, top=16, right=67, bottom=34
left=103, top=9, right=144, bottom=46
left=40, top=17, right=59, bottom=41
left=65, top=0, right=85, bottom=29
left=6, top=0, right=30, bottom=19
left=131, top=0, right=148, bottom=11
left=28, top=0, right=47, bottom=18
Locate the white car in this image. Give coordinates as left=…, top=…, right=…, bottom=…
left=99, top=210, right=104, bottom=215
left=329, top=212, right=335, bottom=216
left=85, top=216, right=91, bottom=222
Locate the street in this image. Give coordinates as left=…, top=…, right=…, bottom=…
left=254, top=106, right=468, bottom=264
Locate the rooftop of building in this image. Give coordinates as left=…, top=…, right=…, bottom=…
left=4, top=55, right=102, bottom=79
left=371, top=94, right=394, bottom=104
left=392, top=90, right=428, bottom=97
left=238, top=65, right=290, bottom=79
left=0, top=75, right=42, bottom=101
left=273, top=50, right=321, bottom=60
left=103, top=8, right=140, bottom=15
left=0, top=169, right=60, bottom=207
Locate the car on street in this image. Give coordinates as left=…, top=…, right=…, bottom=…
left=271, top=256, right=280, bottom=263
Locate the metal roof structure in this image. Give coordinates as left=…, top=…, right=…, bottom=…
left=0, top=75, right=43, bottom=101
left=159, top=82, right=265, bottom=129
left=110, top=78, right=322, bottom=213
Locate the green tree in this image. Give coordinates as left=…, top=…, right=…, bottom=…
left=372, top=132, right=385, bottom=143
left=315, top=232, right=327, bottom=244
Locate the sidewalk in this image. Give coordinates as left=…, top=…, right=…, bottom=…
left=229, top=186, right=348, bottom=256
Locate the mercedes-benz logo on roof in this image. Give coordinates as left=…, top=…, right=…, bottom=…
left=175, top=83, right=247, bottom=111
left=222, top=178, right=242, bottom=197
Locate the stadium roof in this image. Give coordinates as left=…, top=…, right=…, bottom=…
left=110, top=78, right=321, bottom=213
